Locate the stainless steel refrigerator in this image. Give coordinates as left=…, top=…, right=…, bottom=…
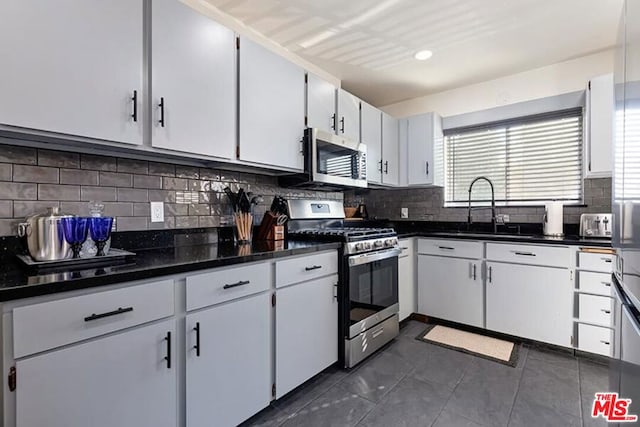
left=611, top=1, right=640, bottom=425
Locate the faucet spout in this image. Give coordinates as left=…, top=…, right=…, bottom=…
left=467, top=176, right=497, bottom=233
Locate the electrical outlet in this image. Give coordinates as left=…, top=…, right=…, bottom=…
left=150, top=202, right=164, bottom=223
left=401, top=207, right=408, bottom=219
left=502, top=214, right=510, bottom=222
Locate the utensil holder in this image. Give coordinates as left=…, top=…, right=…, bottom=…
left=234, top=212, right=253, bottom=244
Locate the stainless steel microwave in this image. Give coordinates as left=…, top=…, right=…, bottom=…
left=279, top=128, right=367, bottom=189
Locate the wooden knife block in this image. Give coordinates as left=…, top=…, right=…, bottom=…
left=256, top=212, right=285, bottom=241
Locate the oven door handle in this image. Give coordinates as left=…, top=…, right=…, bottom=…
left=348, top=248, right=401, bottom=266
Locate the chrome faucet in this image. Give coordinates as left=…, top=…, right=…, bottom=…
left=467, top=176, right=497, bottom=233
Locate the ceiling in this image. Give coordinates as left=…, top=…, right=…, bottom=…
left=203, top=0, right=623, bottom=107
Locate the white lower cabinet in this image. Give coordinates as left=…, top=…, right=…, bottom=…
left=418, top=255, right=483, bottom=328
left=15, top=319, right=177, bottom=427
left=398, top=238, right=416, bottom=321
left=186, top=292, right=271, bottom=427
left=275, top=274, right=338, bottom=398
left=485, top=262, right=573, bottom=347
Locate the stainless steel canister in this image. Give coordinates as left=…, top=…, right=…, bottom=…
left=18, top=207, right=73, bottom=261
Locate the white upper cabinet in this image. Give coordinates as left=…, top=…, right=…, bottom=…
left=0, top=0, right=143, bottom=145
left=382, top=112, right=400, bottom=186
left=151, top=0, right=236, bottom=159
left=398, top=118, right=409, bottom=186
left=361, top=101, right=383, bottom=184
left=306, top=73, right=337, bottom=134
left=337, top=88, right=361, bottom=142
left=585, top=73, right=614, bottom=177
left=238, top=37, right=305, bottom=171
left=406, top=112, right=444, bottom=186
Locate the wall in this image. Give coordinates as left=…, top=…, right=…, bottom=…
left=0, top=143, right=342, bottom=236
left=382, top=49, right=615, bottom=118
left=345, top=178, right=611, bottom=225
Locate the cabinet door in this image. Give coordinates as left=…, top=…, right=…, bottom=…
left=239, top=37, right=305, bottom=171
left=186, top=293, right=271, bottom=427
left=398, top=118, right=409, bottom=186
left=586, top=73, right=614, bottom=177
left=337, top=88, right=360, bottom=142
left=382, top=113, right=400, bottom=186
left=362, top=101, right=382, bottom=184
left=0, top=0, right=143, bottom=145
left=16, top=319, right=176, bottom=427
left=398, top=243, right=416, bottom=321
left=407, top=113, right=434, bottom=185
left=151, top=0, right=235, bottom=159
left=417, top=255, right=483, bottom=327
left=486, top=262, right=573, bottom=347
left=306, top=73, right=337, bottom=134
left=276, top=275, right=338, bottom=398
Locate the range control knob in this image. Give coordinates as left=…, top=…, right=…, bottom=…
left=354, top=242, right=364, bottom=251
left=384, top=238, right=395, bottom=247
left=364, top=242, right=372, bottom=250
left=374, top=240, right=384, bottom=248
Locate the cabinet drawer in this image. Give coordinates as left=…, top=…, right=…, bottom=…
left=577, top=323, right=613, bottom=357
left=578, top=293, right=613, bottom=327
left=577, top=271, right=613, bottom=296
left=13, top=280, right=174, bottom=358
left=398, top=238, right=414, bottom=259
left=486, top=243, right=569, bottom=268
left=186, top=262, right=270, bottom=311
left=275, top=250, right=338, bottom=288
left=577, top=252, right=614, bottom=273
left=418, top=239, right=483, bottom=259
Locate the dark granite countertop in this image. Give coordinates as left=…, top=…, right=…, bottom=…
left=0, top=240, right=341, bottom=302
left=396, top=231, right=612, bottom=247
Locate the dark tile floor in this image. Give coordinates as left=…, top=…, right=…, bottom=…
left=241, top=321, right=610, bottom=427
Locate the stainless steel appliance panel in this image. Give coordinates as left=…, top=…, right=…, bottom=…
left=345, top=313, right=399, bottom=368
left=620, top=304, right=640, bottom=422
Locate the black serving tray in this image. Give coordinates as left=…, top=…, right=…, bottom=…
left=16, top=249, right=136, bottom=273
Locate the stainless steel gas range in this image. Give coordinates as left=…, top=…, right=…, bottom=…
left=287, top=199, right=400, bottom=368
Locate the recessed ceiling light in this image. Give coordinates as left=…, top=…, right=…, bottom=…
left=414, top=50, right=433, bottom=60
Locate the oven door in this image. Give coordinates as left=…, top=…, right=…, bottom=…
left=309, top=128, right=367, bottom=188
left=347, top=248, right=400, bottom=338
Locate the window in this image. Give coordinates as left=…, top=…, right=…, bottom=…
left=615, top=106, right=640, bottom=202
left=444, top=109, right=583, bottom=206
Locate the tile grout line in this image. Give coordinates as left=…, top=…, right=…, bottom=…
left=427, top=358, right=471, bottom=427
left=578, top=359, right=586, bottom=427
left=504, top=347, right=529, bottom=427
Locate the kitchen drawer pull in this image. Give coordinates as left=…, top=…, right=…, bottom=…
left=601, top=281, right=612, bottom=287
left=601, top=309, right=611, bottom=314
left=193, top=322, right=201, bottom=357
left=488, top=266, right=492, bottom=283
left=378, top=160, right=383, bottom=173
left=426, top=161, right=429, bottom=175
left=333, top=283, right=338, bottom=300
left=513, top=251, right=536, bottom=257
left=164, top=331, right=172, bottom=369
left=331, top=114, right=336, bottom=130
left=603, top=258, right=612, bottom=263
left=473, top=264, right=477, bottom=281
left=84, top=306, right=133, bottom=322
left=438, top=246, right=455, bottom=250
left=223, top=280, right=250, bottom=289
left=131, top=90, right=138, bottom=122
left=158, top=97, right=165, bottom=127
left=400, top=247, right=409, bottom=251
left=340, top=116, right=345, bottom=133
left=372, top=328, right=384, bottom=339
left=384, top=161, right=389, bottom=174
left=305, top=265, right=322, bottom=271
left=600, top=340, right=611, bottom=345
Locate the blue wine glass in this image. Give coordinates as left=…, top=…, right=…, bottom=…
left=61, top=217, right=89, bottom=259
left=89, top=217, right=113, bottom=256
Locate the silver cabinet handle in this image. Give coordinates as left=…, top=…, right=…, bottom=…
left=600, top=340, right=610, bottom=345
left=333, top=283, right=338, bottom=300
left=473, top=264, right=477, bottom=281
left=601, top=281, right=612, bottom=287
left=603, top=258, right=612, bottom=263
left=438, top=246, right=455, bottom=250
left=488, top=266, right=492, bottom=283
left=601, top=309, right=611, bottom=314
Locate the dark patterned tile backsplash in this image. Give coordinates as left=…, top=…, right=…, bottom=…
left=0, top=142, right=342, bottom=236
left=345, top=177, right=612, bottom=225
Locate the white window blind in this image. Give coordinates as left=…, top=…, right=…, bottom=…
left=444, top=109, right=583, bottom=206
left=615, top=106, right=640, bottom=202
